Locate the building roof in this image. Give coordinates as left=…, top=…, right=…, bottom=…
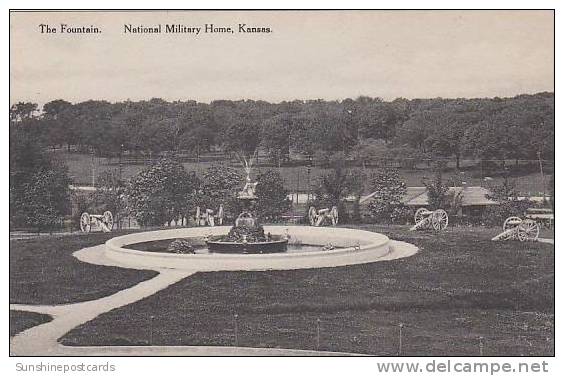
left=458, top=186, right=499, bottom=206
left=360, top=186, right=498, bottom=207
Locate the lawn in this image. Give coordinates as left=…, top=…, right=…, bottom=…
left=60, top=151, right=548, bottom=196
left=10, top=231, right=158, bottom=305
left=60, top=226, right=554, bottom=356
left=10, top=311, right=52, bottom=337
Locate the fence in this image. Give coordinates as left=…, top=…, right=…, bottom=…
left=138, top=314, right=552, bottom=356
left=70, top=152, right=553, bottom=197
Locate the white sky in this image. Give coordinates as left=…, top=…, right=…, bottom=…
left=10, top=10, right=554, bottom=106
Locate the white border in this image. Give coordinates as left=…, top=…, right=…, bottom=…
left=2, top=2, right=560, bottom=376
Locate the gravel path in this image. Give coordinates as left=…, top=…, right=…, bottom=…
left=10, top=263, right=192, bottom=355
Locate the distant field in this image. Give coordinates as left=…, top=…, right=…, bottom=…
left=57, top=151, right=550, bottom=196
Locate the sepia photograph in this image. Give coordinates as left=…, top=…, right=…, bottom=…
left=8, top=8, right=555, bottom=365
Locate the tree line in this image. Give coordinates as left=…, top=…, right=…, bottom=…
left=10, top=126, right=552, bottom=232
left=10, top=92, right=554, bottom=166
left=9, top=92, right=554, bottom=231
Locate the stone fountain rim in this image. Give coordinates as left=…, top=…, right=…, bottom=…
left=105, top=225, right=389, bottom=260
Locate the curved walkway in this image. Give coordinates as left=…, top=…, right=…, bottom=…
left=10, top=239, right=418, bottom=356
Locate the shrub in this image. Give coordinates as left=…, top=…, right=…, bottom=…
left=255, top=169, right=291, bottom=221
left=444, top=189, right=464, bottom=217
left=167, top=239, right=195, bottom=254
left=422, top=170, right=449, bottom=210
left=199, top=165, right=242, bottom=221
left=126, top=159, right=199, bottom=227
left=224, top=225, right=266, bottom=242
left=14, top=167, right=72, bottom=232
left=390, top=205, right=413, bottom=225
left=481, top=200, right=532, bottom=226
left=482, top=175, right=532, bottom=226
left=366, top=168, right=406, bottom=224
left=312, top=165, right=363, bottom=224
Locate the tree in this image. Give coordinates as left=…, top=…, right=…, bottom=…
left=222, top=117, right=262, bottom=160
left=43, top=99, right=73, bottom=148
left=395, top=116, right=430, bottom=152
left=254, top=169, right=291, bottom=221
left=422, top=170, right=450, bottom=211
left=366, top=168, right=407, bottom=223
left=199, top=165, right=243, bottom=220
left=16, top=167, right=72, bottom=232
left=261, top=114, right=291, bottom=165
left=8, top=93, right=554, bottom=181
left=482, top=176, right=531, bottom=226
left=10, top=102, right=38, bottom=122
left=313, top=166, right=348, bottom=208
left=424, top=120, right=466, bottom=169
left=356, top=98, right=400, bottom=143
left=486, top=174, right=519, bottom=202
left=125, top=159, right=199, bottom=226
left=43, top=99, right=72, bottom=119
left=222, top=100, right=270, bottom=159
left=180, top=126, right=216, bottom=159
left=312, top=163, right=363, bottom=223
left=71, top=100, right=115, bottom=154
left=10, top=127, right=70, bottom=229
left=289, top=101, right=358, bottom=155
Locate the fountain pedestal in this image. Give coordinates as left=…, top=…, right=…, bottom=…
left=206, top=235, right=288, bottom=254
left=204, top=173, right=288, bottom=254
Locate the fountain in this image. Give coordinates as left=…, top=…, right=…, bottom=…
left=205, top=156, right=288, bottom=253
left=102, top=154, right=414, bottom=271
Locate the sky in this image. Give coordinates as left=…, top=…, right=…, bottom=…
left=10, top=10, right=554, bottom=107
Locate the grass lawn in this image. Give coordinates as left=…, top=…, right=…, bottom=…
left=539, top=228, right=555, bottom=239
left=60, top=226, right=554, bottom=356
left=10, top=231, right=158, bottom=305
left=10, top=311, right=52, bottom=337
left=61, top=151, right=548, bottom=195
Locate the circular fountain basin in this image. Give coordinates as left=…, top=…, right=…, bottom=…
left=104, top=226, right=392, bottom=271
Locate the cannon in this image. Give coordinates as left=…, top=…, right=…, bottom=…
left=409, top=208, right=448, bottom=232
left=491, top=216, right=539, bottom=242
left=80, top=211, right=113, bottom=233
left=195, top=205, right=224, bottom=227
left=308, top=206, right=339, bottom=227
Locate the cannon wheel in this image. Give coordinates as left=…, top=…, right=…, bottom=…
left=103, top=211, right=114, bottom=231
left=308, top=206, right=317, bottom=226
left=503, top=216, right=522, bottom=231
left=330, top=206, right=339, bottom=226
left=217, top=205, right=224, bottom=225
left=195, top=206, right=201, bottom=226
left=414, top=208, right=427, bottom=226
left=517, top=219, right=539, bottom=242
left=432, top=209, right=449, bottom=231
left=80, top=212, right=91, bottom=233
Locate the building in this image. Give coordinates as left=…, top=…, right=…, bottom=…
left=360, top=186, right=498, bottom=217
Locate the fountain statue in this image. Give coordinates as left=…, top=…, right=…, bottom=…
left=238, top=157, right=258, bottom=200
left=205, top=154, right=289, bottom=253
